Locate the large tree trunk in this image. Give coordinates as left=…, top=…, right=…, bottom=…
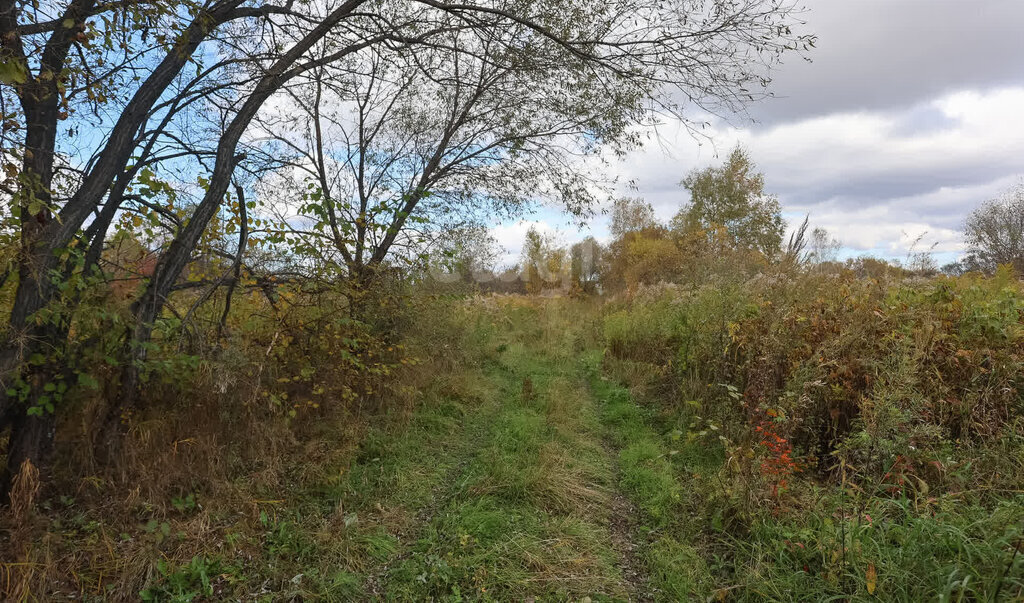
left=0, top=40, right=69, bottom=502
left=2, top=1, right=255, bottom=482
left=0, top=410, right=56, bottom=503
left=0, top=346, right=64, bottom=502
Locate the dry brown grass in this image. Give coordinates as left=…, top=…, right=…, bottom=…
left=534, top=440, right=609, bottom=515
left=0, top=349, right=435, bottom=600
left=9, top=460, right=40, bottom=524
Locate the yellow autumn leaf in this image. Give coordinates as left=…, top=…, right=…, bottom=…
left=866, top=563, right=877, bottom=595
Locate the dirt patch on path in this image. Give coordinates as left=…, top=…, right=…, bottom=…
left=605, top=444, right=655, bottom=603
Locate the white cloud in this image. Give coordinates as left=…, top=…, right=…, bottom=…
left=603, top=87, right=1024, bottom=259
left=489, top=219, right=559, bottom=267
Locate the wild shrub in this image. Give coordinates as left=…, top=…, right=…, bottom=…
left=603, top=264, right=1024, bottom=599
left=605, top=265, right=1024, bottom=501
left=0, top=271, right=486, bottom=598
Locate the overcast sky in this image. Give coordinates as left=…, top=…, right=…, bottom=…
left=494, top=0, right=1024, bottom=266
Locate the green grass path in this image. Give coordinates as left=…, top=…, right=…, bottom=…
left=261, top=302, right=703, bottom=600
left=372, top=336, right=632, bottom=600
left=333, top=302, right=710, bottom=601
left=123, top=300, right=1024, bottom=602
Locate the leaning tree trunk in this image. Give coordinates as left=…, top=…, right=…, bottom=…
left=1, top=1, right=257, bottom=495
left=98, top=0, right=375, bottom=459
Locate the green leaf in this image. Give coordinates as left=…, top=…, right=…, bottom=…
left=0, top=59, right=28, bottom=85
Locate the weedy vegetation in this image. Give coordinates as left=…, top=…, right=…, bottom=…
left=3, top=147, right=1020, bottom=601
left=1, top=0, right=1022, bottom=599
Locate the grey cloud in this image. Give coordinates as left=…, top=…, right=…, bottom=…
left=598, top=3, right=1024, bottom=262
left=620, top=132, right=1022, bottom=224
left=743, top=0, right=1024, bottom=125
left=631, top=168, right=1007, bottom=233
left=890, top=104, right=960, bottom=137
left=778, top=163, right=1017, bottom=209
left=799, top=175, right=1017, bottom=226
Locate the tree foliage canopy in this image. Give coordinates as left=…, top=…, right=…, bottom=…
left=963, top=182, right=1024, bottom=274
left=0, top=0, right=813, bottom=497
left=672, top=147, right=784, bottom=257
